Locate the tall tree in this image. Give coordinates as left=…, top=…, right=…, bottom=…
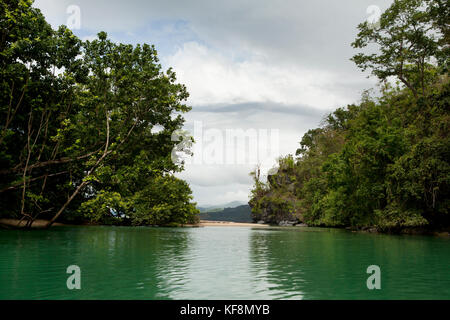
left=351, top=0, right=448, bottom=97
left=249, top=0, right=449, bottom=231
left=0, top=0, right=199, bottom=227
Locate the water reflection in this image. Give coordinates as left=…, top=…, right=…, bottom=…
left=0, top=226, right=449, bottom=299
left=248, top=227, right=450, bottom=299
left=162, top=227, right=257, bottom=299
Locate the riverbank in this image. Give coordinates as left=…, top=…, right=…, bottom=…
left=1, top=218, right=448, bottom=236
left=0, top=218, right=269, bottom=229
left=0, top=219, right=65, bottom=229
left=196, top=220, right=270, bottom=227
left=197, top=220, right=449, bottom=236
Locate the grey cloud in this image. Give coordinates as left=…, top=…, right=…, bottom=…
left=190, top=101, right=328, bottom=118
left=36, top=0, right=393, bottom=72
left=177, top=165, right=254, bottom=187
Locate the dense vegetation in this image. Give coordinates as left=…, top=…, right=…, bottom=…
left=0, top=0, right=199, bottom=227
left=249, top=0, right=449, bottom=232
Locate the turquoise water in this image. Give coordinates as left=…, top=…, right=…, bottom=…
left=0, top=226, right=449, bottom=299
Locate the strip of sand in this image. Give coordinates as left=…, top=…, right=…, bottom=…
left=0, top=218, right=269, bottom=229
left=197, top=220, right=269, bottom=227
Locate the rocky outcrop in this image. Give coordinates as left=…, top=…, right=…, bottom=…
left=249, top=156, right=304, bottom=225
left=278, top=220, right=297, bottom=226
left=248, top=191, right=303, bottom=225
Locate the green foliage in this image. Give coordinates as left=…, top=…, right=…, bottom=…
left=131, top=175, right=199, bottom=226
left=249, top=0, right=449, bottom=231
left=352, top=0, right=448, bottom=97
left=249, top=156, right=302, bottom=224
left=78, top=190, right=130, bottom=224
left=250, top=80, right=449, bottom=230
left=0, top=0, right=198, bottom=226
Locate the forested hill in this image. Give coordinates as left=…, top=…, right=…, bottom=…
left=200, top=205, right=252, bottom=223
left=249, top=0, right=450, bottom=233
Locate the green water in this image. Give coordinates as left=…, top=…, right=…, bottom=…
left=0, top=226, right=449, bottom=300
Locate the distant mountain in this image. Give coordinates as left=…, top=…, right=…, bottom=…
left=199, top=205, right=252, bottom=223
left=198, top=207, right=222, bottom=213
left=198, top=201, right=247, bottom=213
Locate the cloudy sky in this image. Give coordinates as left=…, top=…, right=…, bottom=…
left=34, top=0, right=392, bottom=206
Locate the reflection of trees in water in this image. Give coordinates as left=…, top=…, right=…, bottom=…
left=249, top=228, right=450, bottom=299
left=1, top=228, right=95, bottom=299
left=25, top=227, right=193, bottom=299
left=150, top=228, right=193, bottom=299
left=248, top=228, right=385, bottom=299
left=0, top=229, right=63, bottom=299
left=2, top=227, right=449, bottom=299
left=104, top=227, right=193, bottom=299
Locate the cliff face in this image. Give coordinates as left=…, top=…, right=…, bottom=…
left=249, top=157, right=303, bottom=225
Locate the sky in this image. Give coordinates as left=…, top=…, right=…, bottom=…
left=34, top=0, right=393, bottom=206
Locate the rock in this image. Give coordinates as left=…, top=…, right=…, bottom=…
left=278, top=220, right=296, bottom=226
left=295, top=223, right=308, bottom=227
left=257, top=220, right=265, bottom=224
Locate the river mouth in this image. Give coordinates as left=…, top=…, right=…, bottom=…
left=0, top=226, right=449, bottom=300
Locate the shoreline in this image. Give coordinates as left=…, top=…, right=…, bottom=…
left=1, top=218, right=448, bottom=236
left=0, top=219, right=65, bottom=229
left=0, top=218, right=269, bottom=229
left=194, top=220, right=270, bottom=227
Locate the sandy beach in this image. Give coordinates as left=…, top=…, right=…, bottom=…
left=0, top=218, right=268, bottom=229
left=197, top=220, right=269, bottom=227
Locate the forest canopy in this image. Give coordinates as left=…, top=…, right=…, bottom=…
left=249, top=0, right=449, bottom=232
left=0, top=0, right=199, bottom=227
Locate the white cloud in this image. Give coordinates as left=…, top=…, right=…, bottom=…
left=165, top=42, right=353, bottom=109
left=176, top=104, right=327, bottom=205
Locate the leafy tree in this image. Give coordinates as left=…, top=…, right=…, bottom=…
left=351, top=0, right=448, bottom=97
left=249, top=0, right=449, bottom=232
left=131, top=175, right=199, bottom=226
left=0, top=0, right=199, bottom=227
left=0, top=0, right=87, bottom=226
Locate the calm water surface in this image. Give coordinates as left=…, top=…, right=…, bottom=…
left=0, top=226, right=449, bottom=299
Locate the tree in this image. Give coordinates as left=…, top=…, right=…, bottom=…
left=249, top=0, right=449, bottom=232
left=0, top=0, right=87, bottom=226
left=0, top=0, right=199, bottom=227
left=351, top=0, right=448, bottom=97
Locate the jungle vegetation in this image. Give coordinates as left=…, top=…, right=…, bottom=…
left=0, top=0, right=199, bottom=227
left=249, top=0, right=449, bottom=232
